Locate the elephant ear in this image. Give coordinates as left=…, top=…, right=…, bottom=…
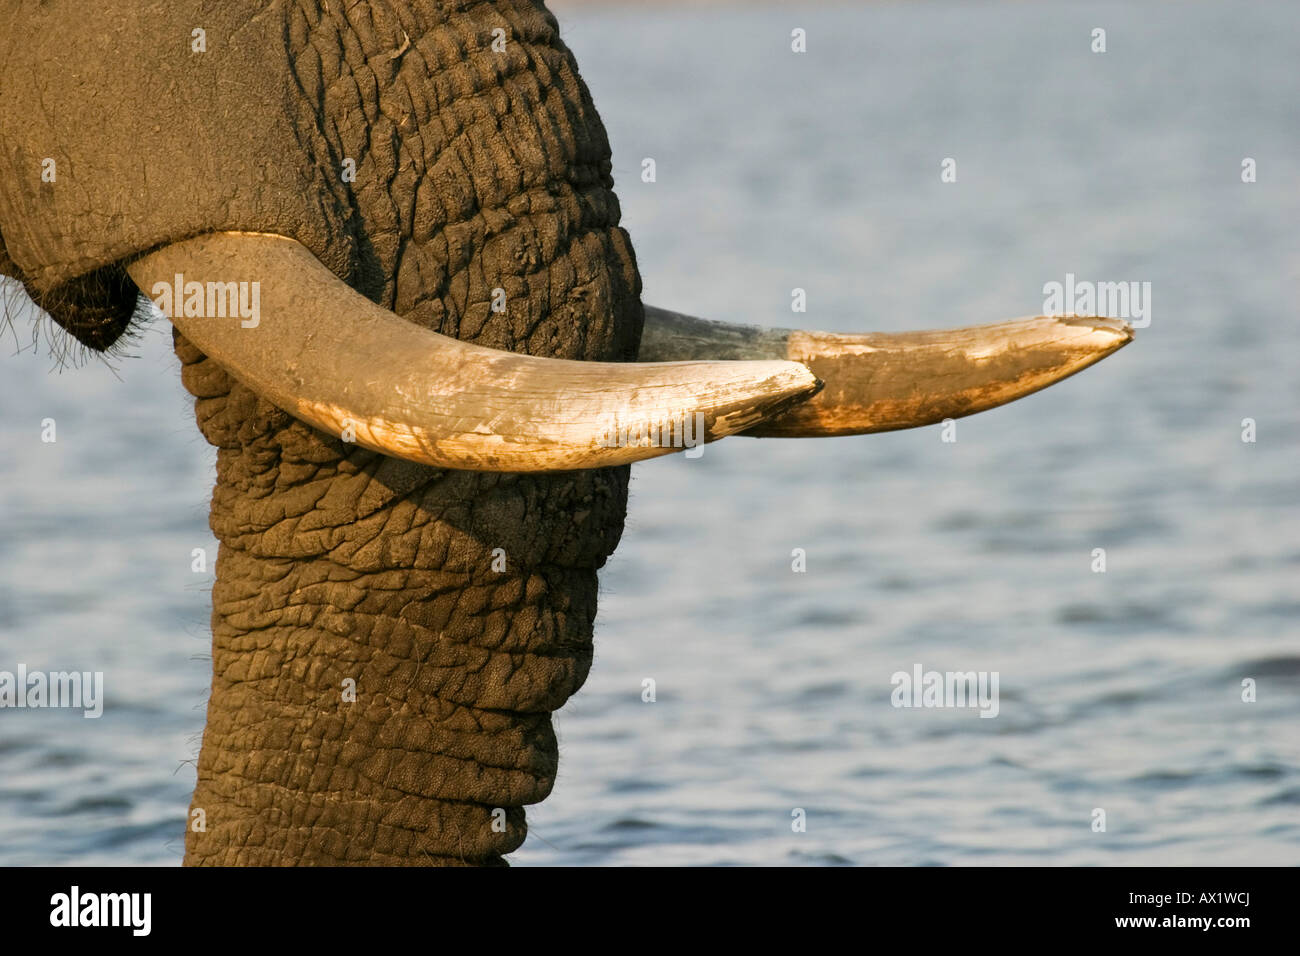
left=0, top=1, right=354, bottom=351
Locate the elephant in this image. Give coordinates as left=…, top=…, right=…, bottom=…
left=0, top=0, right=1131, bottom=865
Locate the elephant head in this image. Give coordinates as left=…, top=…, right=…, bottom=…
left=0, top=1, right=1131, bottom=865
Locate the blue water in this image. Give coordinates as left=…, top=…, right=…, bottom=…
left=1, top=0, right=1298, bottom=865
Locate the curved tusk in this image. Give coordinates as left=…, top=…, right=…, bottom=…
left=125, top=234, right=821, bottom=472
left=638, top=305, right=1133, bottom=438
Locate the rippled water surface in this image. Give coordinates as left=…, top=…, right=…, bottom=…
left=1, top=0, right=1298, bottom=865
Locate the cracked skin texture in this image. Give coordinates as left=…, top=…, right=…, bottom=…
left=1, top=0, right=643, bottom=864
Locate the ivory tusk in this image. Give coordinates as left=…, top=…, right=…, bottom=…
left=126, top=234, right=822, bottom=471
left=638, top=305, right=1133, bottom=437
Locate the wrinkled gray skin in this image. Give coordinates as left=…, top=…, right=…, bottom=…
left=1, top=1, right=643, bottom=864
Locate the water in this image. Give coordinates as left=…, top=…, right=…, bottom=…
left=2, top=0, right=1298, bottom=865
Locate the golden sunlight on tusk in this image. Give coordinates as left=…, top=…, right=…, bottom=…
left=638, top=305, right=1133, bottom=438
left=126, top=234, right=821, bottom=472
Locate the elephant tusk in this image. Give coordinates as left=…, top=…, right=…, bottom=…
left=125, top=234, right=822, bottom=472
left=637, top=305, right=1134, bottom=438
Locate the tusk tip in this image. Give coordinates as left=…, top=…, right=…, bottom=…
left=734, top=360, right=824, bottom=425
left=781, top=362, right=825, bottom=408
left=792, top=363, right=825, bottom=396
left=1052, top=314, right=1136, bottom=347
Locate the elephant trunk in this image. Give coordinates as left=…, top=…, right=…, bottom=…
left=178, top=331, right=623, bottom=865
